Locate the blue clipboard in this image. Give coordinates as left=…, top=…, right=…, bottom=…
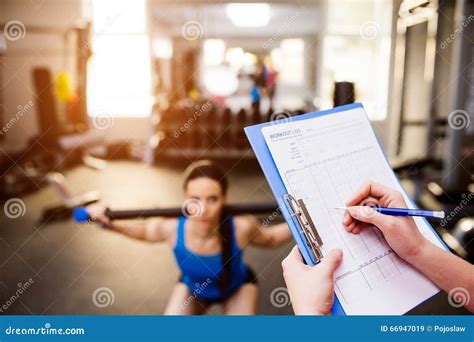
left=244, top=102, right=450, bottom=315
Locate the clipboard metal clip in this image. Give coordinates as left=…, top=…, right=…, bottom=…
left=283, top=194, right=324, bottom=262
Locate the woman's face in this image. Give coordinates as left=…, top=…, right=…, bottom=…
left=184, top=177, right=225, bottom=224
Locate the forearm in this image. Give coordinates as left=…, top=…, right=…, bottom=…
left=409, top=239, right=474, bottom=312
left=107, top=220, right=148, bottom=240
left=267, top=223, right=293, bottom=247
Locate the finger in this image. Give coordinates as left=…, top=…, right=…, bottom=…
left=346, top=181, right=395, bottom=206
left=282, top=245, right=305, bottom=270
left=360, top=196, right=381, bottom=207
left=320, top=248, right=343, bottom=274
left=342, top=211, right=352, bottom=225
left=100, top=215, right=110, bottom=223
left=342, top=216, right=356, bottom=232
left=346, top=220, right=357, bottom=232
left=348, top=221, right=372, bottom=235
left=342, top=210, right=357, bottom=228
left=351, top=221, right=373, bottom=234
left=289, top=245, right=304, bottom=263
left=347, top=206, right=396, bottom=235
left=88, top=203, right=106, bottom=217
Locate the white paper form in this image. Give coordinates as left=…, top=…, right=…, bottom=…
left=262, top=107, right=444, bottom=315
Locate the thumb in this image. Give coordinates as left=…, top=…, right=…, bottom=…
left=347, top=206, right=390, bottom=229
left=282, top=245, right=305, bottom=270
left=320, top=248, right=343, bottom=274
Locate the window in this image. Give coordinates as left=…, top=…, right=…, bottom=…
left=278, top=39, right=304, bottom=85
left=87, top=0, right=152, bottom=118
left=321, top=0, right=392, bottom=120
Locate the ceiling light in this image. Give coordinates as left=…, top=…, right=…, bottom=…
left=226, top=3, right=270, bottom=28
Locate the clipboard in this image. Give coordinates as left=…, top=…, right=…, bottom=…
left=244, top=102, right=450, bottom=315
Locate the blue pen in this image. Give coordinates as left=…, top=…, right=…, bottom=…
left=334, top=206, right=445, bottom=219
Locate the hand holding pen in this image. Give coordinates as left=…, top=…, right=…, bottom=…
left=283, top=180, right=474, bottom=315
left=340, top=181, right=429, bottom=261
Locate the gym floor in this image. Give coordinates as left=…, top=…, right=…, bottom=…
left=0, top=161, right=469, bottom=315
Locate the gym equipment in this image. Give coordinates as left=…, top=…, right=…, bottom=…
left=432, top=0, right=474, bottom=197
left=438, top=218, right=474, bottom=263
left=73, top=202, right=279, bottom=223
left=251, top=106, right=262, bottom=125
left=388, top=0, right=474, bottom=263
left=393, top=0, right=473, bottom=191
left=149, top=91, right=352, bottom=161
left=1, top=23, right=107, bottom=199
left=333, top=82, right=355, bottom=107
left=0, top=166, right=100, bottom=223
left=151, top=101, right=263, bottom=160
left=218, top=107, right=234, bottom=149
left=39, top=172, right=100, bottom=225
left=236, top=108, right=249, bottom=150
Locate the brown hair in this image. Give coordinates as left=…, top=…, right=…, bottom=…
left=183, top=160, right=231, bottom=293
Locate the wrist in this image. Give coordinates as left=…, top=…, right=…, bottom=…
left=293, top=305, right=330, bottom=316
left=294, top=309, right=325, bottom=315
left=404, top=237, right=431, bottom=264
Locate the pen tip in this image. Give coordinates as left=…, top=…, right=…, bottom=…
left=334, top=206, right=348, bottom=211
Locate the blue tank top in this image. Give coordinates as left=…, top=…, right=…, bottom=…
left=173, top=215, right=249, bottom=301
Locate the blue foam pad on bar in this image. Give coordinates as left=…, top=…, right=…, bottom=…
left=73, top=207, right=90, bottom=223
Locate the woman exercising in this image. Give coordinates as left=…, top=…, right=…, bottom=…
left=86, top=160, right=292, bottom=315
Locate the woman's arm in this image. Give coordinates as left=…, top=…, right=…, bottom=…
left=408, top=240, right=474, bottom=312
left=242, top=216, right=293, bottom=248
left=85, top=203, right=170, bottom=242
left=107, top=219, right=168, bottom=242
